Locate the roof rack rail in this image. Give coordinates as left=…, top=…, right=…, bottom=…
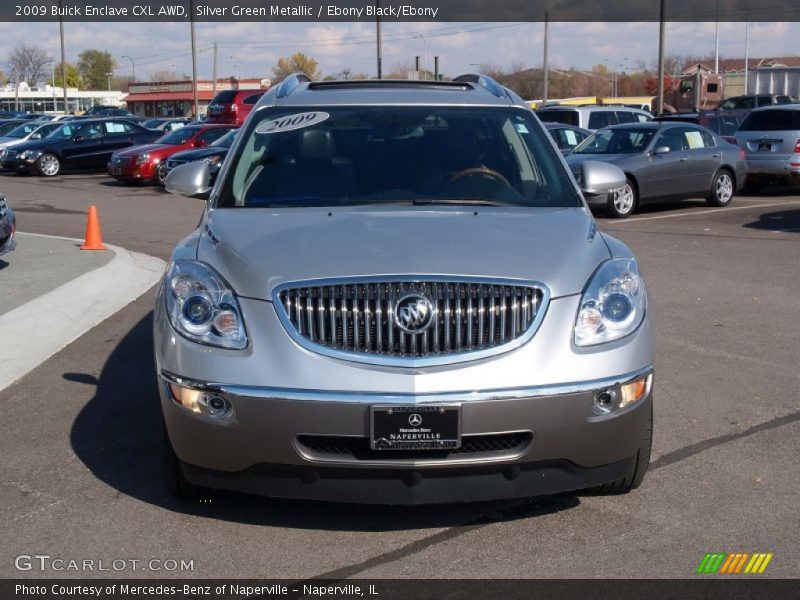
left=452, top=73, right=508, bottom=100
left=276, top=73, right=311, bottom=99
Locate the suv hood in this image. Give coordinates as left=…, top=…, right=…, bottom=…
left=196, top=206, right=609, bottom=299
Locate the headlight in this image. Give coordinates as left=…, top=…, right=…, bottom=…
left=0, top=150, right=6, bottom=159
left=135, top=153, right=149, bottom=165
left=19, top=150, right=30, bottom=159
left=574, top=258, right=646, bottom=346
left=164, top=260, right=247, bottom=349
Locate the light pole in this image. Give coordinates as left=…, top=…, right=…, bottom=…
left=413, top=34, right=427, bottom=80
left=121, top=55, right=135, bottom=81
left=106, top=72, right=113, bottom=91
left=229, top=56, right=244, bottom=80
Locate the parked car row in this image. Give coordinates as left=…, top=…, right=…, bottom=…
left=108, top=123, right=236, bottom=185
left=539, top=102, right=800, bottom=217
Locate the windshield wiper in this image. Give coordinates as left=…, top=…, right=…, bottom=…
left=412, top=198, right=517, bottom=207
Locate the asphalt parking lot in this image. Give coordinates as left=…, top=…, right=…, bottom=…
left=0, top=171, right=798, bottom=579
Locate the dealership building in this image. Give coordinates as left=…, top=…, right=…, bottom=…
left=0, top=83, right=125, bottom=114
left=124, top=78, right=270, bottom=118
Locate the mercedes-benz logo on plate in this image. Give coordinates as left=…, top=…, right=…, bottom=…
left=394, top=293, right=435, bottom=334
left=408, top=413, right=423, bottom=427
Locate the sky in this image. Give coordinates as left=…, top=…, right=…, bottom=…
left=0, top=20, right=797, bottom=82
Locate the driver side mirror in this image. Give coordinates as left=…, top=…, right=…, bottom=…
left=653, top=146, right=670, bottom=155
left=576, top=161, right=627, bottom=197
left=165, top=160, right=212, bottom=199
left=30, top=133, right=41, bottom=140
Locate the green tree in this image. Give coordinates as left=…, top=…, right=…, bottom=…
left=272, top=53, right=320, bottom=83
left=77, top=49, right=116, bottom=90
left=53, top=61, right=81, bottom=88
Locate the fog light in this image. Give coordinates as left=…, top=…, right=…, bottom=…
left=594, top=389, right=616, bottom=414
left=619, top=374, right=651, bottom=409
left=168, top=383, right=233, bottom=419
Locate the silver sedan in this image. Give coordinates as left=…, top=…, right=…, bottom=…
left=567, top=122, right=746, bottom=218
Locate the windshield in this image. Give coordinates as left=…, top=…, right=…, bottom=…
left=218, top=106, right=580, bottom=209
left=0, top=121, right=24, bottom=136
left=143, top=119, right=163, bottom=129
left=211, top=129, right=237, bottom=147
left=740, top=109, right=800, bottom=131
left=156, top=127, right=199, bottom=145
left=574, top=128, right=655, bottom=154
left=6, top=122, right=40, bottom=138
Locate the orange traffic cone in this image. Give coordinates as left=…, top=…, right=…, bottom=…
left=80, top=205, right=107, bottom=251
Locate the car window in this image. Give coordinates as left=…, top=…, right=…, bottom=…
left=80, top=123, right=105, bottom=140
left=220, top=106, right=581, bottom=209
left=157, top=127, right=200, bottom=145
left=655, top=129, right=687, bottom=152
left=243, top=93, right=263, bottom=105
left=553, top=127, right=587, bottom=150
left=776, top=96, right=793, bottom=105
left=104, top=121, right=135, bottom=135
left=615, top=111, right=636, bottom=124
left=537, top=109, right=579, bottom=127
left=574, top=128, right=655, bottom=154
left=210, top=91, right=238, bottom=104
left=740, top=109, right=800, bottom=131
left=198, top=128, right=230, bottom=144
left=210, top=129, right=237, bottom=147
left=588, top=111, right=613, bottom=129
left=756, top=96, right=772, bottom=107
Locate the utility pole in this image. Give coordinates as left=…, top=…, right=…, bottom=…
left=434, top=56, right=439, bottom=81
left=714, top=0, right=720, bottom=73
left=190, top=0, right=199, bottom=119
left=656, top=0, right=666, bottom=115
left=59, top=0, right=67, bottom=114
left=744, top=0, right=750, bottom=94
left=106, top=72, right=112, bottom=91
left=212, top=42, right=218, bottom=97
left=542, top=12, right=549, bottom=104
left=376, top=0, right=382, bottom=79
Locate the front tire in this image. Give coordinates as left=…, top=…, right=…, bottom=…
left=707, top=169, right=734, bottom=207
left=606, top=179, right=637, bottom=218
left=155, top=163, right=168, bottom=186
left=37, top=153, right=61, bottom=177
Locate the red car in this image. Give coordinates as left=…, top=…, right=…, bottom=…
left=108, top=124, right=236, bottom=185
left=205, top=90, right=265, bottom=125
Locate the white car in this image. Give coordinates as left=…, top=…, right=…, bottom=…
left=0, top=122, right=60, bottom=151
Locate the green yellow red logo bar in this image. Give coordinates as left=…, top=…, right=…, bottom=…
left=697, top=553, right=773, bottom=574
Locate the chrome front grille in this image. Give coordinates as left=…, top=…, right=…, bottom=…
left=111, top=155, right=131, bottom=166
left=4, top=150, right=18, bottom=161
left=275, top=278, right=547, bottom=365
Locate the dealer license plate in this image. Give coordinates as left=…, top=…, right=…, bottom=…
left=370, top=405, right=461, bottom=450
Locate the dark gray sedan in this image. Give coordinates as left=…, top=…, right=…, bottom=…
left=567, top=122, right=746, bottom=217
left=0, top=194, right=16, bottom=256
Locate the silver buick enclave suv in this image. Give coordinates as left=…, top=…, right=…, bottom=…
left=157, top=74, right=654, bottom=504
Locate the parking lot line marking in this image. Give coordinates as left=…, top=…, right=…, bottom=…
left=0, top=233, right=165, bottom=392
left=612, top=200, right=800, bottom=223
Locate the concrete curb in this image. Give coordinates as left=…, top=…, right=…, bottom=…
left=0, top=233, right=165, bottom=392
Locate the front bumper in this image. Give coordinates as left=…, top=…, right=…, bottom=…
left=156, top=285, right=654, bottom=503
left=107, top=160, right=157, bottom=181
left=1, top=157, right=37, bottom=173
left=160, top=369, right=653, bottom=504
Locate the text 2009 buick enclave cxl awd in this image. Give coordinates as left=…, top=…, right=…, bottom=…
left=158, top=74, right=654, bottom=504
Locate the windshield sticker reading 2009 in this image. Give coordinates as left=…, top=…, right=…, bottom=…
left=256, top=112, right=330, bottom=134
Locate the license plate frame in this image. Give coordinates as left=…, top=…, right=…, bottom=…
left=370, top=405, right=461, bottom=451
left=112, top=167, right=122, bottom=175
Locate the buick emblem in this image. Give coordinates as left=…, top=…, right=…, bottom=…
left=408, top=414, right=423, bottom=427
left=394, top=293, right=435, bottom=333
